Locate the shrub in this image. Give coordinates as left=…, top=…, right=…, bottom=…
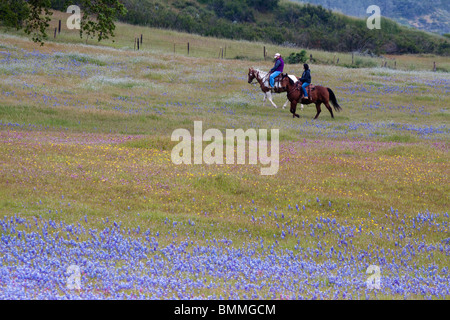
left=286, top=50, right=307, bottom=64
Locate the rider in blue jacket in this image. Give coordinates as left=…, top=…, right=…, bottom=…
left=299, top=64, right=311, bottom=99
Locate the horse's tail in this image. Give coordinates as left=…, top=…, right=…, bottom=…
left=327, top=88, right=342, bottom=112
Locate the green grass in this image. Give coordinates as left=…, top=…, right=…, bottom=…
left=381, top=134, right=418, bottom=143
left=64, top=53, right=108, bottom=66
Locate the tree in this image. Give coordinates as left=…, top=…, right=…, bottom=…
left=0, top=0, right=126, bottom=45
left=26, top=0, right=53, bottom=45
left=0, top=0, right=31, bottom=30
left=246, top=0, right=279, bottom=12
left=0, top=0, right=52, bottom=45
left=79, top=0, right=127, bottom=43
left=286, top=50, right=307, bottom=64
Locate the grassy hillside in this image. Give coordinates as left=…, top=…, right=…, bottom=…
left=0, top=18, right=449, bottom=299
left=44, top=0, right=450, bottom=56
left=3, top=10, right=450, bottom=73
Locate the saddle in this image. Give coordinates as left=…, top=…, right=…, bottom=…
left=296, top=81, right=315, bottom=98
left=269, top=73, right=288, bottom=91
left=274, top=74, right=284, bottom=82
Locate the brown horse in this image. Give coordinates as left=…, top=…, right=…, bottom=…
left=279, top=73, right=342, bottom=119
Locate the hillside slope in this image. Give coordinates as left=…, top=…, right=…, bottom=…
left=47, top=0, right=450, bottom=55
left=291, top=0, right=450, bottom=35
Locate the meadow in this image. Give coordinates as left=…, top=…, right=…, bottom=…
left=0, top=16, right=449, bottom=299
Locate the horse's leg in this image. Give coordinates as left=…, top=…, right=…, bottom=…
left=283, top=99, right=299, bottom=110
left=262, top=93, right=266, bottom=107
left=324, top=101, right=334, bottom=119
left=300, top=104, right=304, bottom=111
left=314, top=102, right=322, bottom=120
left=291, top=101, right=299, bottom=118
left=267, top=92, right=278, bottom=109
left=294, top=102, right=300, bottom=118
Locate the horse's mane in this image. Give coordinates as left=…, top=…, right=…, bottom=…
left=253, top=68, right=267, bottom=76
left=288, top=76, right=295, bottom=85
left=251, top=68, right=297, bottom=85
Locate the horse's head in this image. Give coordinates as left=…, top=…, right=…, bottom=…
left=248, top=68, right=256, bottom=84
left=279, top=73, right=293, bottom=89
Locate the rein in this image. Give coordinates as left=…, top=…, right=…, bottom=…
left=256, top=70, right=273, bottom=90
left=254, top=70, right=268, bottom=84
left=260, top=72, right=270, bottom=83
left=287, top=82, right=301, bottom=95
left=250, top=69, right=284, bottom=91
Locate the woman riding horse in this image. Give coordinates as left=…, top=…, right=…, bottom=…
left=299, top=64, right=311, bottom=100
left=280, top=74, right=342, bottom=119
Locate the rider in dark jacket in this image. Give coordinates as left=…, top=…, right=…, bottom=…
left=299, top=64, right=311, bottom=99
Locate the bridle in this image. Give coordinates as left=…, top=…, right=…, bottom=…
left=249, top=69, right=269, bottom=86
left=281, top=75, right=301, bottom=95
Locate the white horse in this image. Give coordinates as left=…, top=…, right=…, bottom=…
left=247, top=68, right=303, bottom=110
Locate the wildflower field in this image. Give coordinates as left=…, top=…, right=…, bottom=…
left=0, top=21, right=449, bottom=300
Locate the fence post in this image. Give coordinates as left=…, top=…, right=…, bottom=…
left=187, top=42, right=189, bottom=56
left=58, top=20, right=61, bottom=34
left=264, top=46, right=266, bottom=60
left=394, top=60, right=396, bottom=69
left=337, top=58, right=339, bottom=64
left=352, top=52, right=354, bottom=65
left=140, top=34, right=143, bottom=45
left=224, top=46, right=226, bottom=58
left=137, top=38, right=140, bottom=50
left=174, top=43, right=175, bottom=54
left=54, top=28, right=57, bottom=38
left=433, top=62, right=436, bottom=72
